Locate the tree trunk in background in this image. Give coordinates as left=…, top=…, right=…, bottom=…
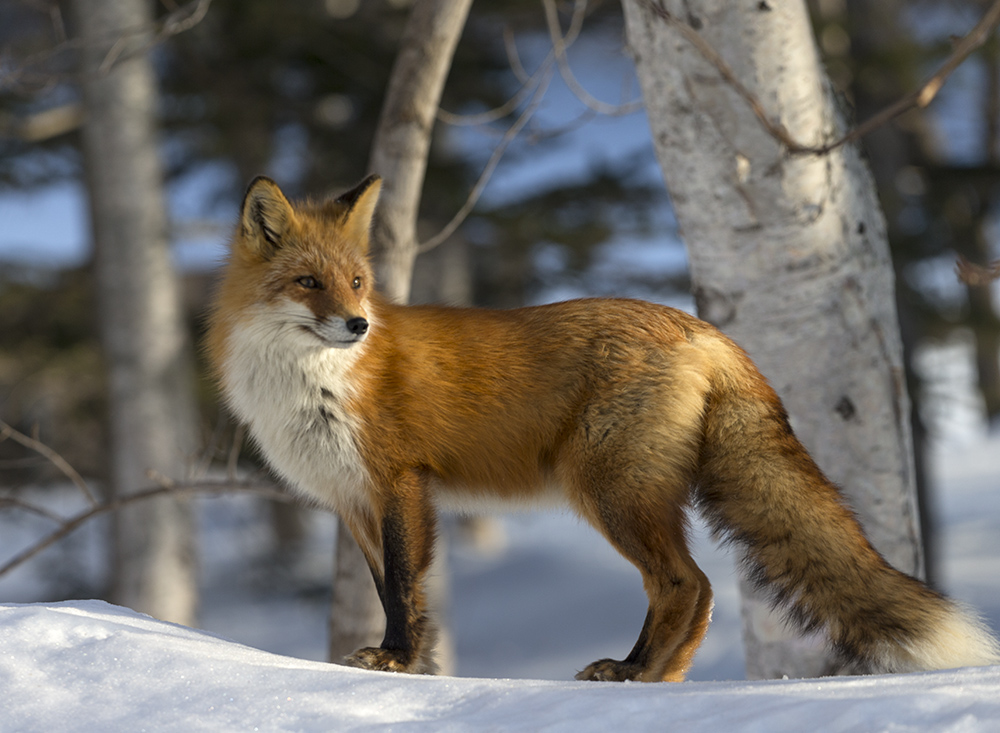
left=328, top=0, right=472, bottom=673
left=76, top=0, right=199, bottom=626
left=368, top=0, right=474, bottom=305
left=973, top=37, right=1000, bottom=423
left=622, top=0, right=923, bottom=678
left=837, top=0, right=939, bottom=585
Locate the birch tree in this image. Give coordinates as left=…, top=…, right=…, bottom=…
left=621, top=0, right=922, bottom=678
left=327, top=0, right=473, bottom=671
left=76, top=0, right=199, bottom=625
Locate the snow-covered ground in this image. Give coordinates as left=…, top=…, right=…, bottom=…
left=2, top=601, right=1000, bottom=732
left=1, top=432, right=998, bottom=731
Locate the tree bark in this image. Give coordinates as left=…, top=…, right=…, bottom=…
left=328, top=0, right=472, bottom=672
left=368, top=0, right=474, bottom=305
left=621, top=0, right=922, bottom=678
left=973, top=36, right=1000, bottom=422
left=840, top=0, right=944, bottom=586
left=76, top=0, right=199, bottom=626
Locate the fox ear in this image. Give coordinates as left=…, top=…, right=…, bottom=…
left=239, top=176, right=294, bottom=258
left=335, top=174, right=382, bottom=252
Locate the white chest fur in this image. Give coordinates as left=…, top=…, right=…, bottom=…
left=222, top=304, right=369, bottom=512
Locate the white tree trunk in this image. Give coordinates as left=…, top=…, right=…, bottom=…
left=368, top=0, right=474, bottom=305
left=328, top=0, right=472, bottom=672
left=76, top=0, right=199, bottom=626
left=621, top=0, right=922, bottom=678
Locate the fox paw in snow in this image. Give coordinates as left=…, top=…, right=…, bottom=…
left=576, top=658, right=644, bottom=682
left=343, top=647, right=413, bottom=673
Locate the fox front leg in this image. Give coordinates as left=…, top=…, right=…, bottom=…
left=343, top=477, right=438, bottom=674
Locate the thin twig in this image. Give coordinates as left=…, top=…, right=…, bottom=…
left=419, top=65, right=556, bottom=254
left=421, top=0, right=599, bottom=252
left=526, top=104, right=598, bottom=143
left=0, top=495, right=65, bottom=524
left=956, top=255, right=1000, bottom=285
left=638, top=0, right=815, bottom=151
left=98, top=0, right=213, bottom=74
left=543, top=0, right=643, bottom=116
left=98, top=35, right=131, bottom=75
left=49, top=3, right=68, bottom=45
left=640, top=0, right=1000, bottom=155
left=435, top=0, right=593, bottom=127
left=0, top=479, right=300, bottom=580
left=160, top=0, right=212, bottom=37
left=192, top=410, right=229, bottom=480
left=227, top=422, right=245, bottom=481
left=3, top=0, right=213, bottom=88
left=504, top=24, right=530, bottom=84
left=0, top=419, right=98, bottom=507
left=437, top=64, right=547, bottom=126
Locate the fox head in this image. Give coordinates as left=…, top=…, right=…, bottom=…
left=214, top=175, right=382, bottom=352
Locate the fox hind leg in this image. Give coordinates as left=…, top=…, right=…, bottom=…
left=572, top=492, right=713, bottom=682
left=566, top=394, right=713, bottom=682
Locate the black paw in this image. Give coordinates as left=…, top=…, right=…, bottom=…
left=343, top=647, right=413, bottom=673
left=575, top=658, right=644, bottom=682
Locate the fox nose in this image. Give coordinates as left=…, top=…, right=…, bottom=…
left=346, top=317, right=369, bottom=336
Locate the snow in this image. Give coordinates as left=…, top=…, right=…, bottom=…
left=2, top=432, right=999, bottom=730
left=2, top=599, right=999, bottom=732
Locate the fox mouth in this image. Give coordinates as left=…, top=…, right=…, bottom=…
left=299, top=324, right=366, bottom=348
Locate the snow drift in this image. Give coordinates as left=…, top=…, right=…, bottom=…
left=2, top=600, right=999, bottom=732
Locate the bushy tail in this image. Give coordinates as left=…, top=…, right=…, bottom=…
left=695, top=343, right=1000, bottom=674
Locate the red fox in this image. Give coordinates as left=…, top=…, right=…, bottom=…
left=206, top=175, right=1000, bottom=682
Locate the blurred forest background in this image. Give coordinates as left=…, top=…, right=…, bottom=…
left=1, top=0, right=1000, bottom=677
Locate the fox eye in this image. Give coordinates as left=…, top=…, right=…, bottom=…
left=297, top=276, right=321, bottom=289
left=352, top=276, right=362, bottom=290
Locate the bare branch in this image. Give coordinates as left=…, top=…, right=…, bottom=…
left=0, top=478, right=300, bottom=580
left=543, top=0, right=643, bottom=116
left=97, top=34, right=132, bottom=75
left=422, top=0, right=611, bottom=253
left=49, top=2, right=68, bottom=45
left=526, top=104, right=598, bottom=143
left=956, top=255, right=1000, bottom=286
left=227, top=423, right=245, bottom=481
left=419, top=65, right=555, bottom=254
left=98, top=0, right=214, bottom=74
left=437, top=64, right=547, bottom=127
left=1, top=0, right=213, bottom=90
left=435, top=0, right=591, bottom=128
left=638, top=0, right=799, bottom=147
left=0, top=419, right=98, bottom=507
left=504, top=24, right=531, bottom=84
left=160, top=0, right=212, bottom=37
left=0, top=494, right=65, bottom=524
left=0, top=416, right=298, bottom=581
left=640, top=0, right=1000, bottom=155
left=6, top=103, right=85, bottom=142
